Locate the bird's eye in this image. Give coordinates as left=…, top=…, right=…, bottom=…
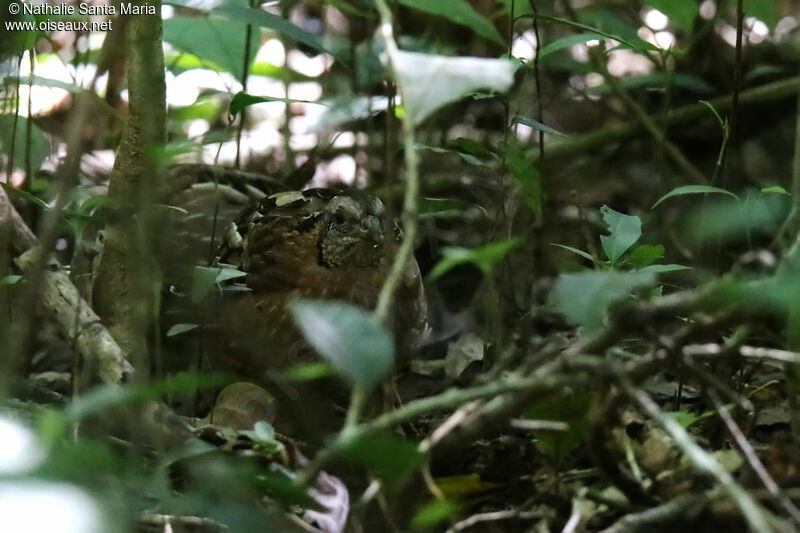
left=333, top=209, right=347, bottom=225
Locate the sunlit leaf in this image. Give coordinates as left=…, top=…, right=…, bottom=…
left=163, top=16, right=260, bottom=75
left=638, top=264, right=692, bottom=273
left=599, top=206, right=641, bottom=263
left=229, top=92, right=326, bottom=117
left=428, top=239, right=522, bottom=280
left=549, top=271, right=654, bottom=330
left=166, top=323, right=199, bottom=337
left=411, top=499, right=460, bottom=531
left=392, top=51, right=517, bottom=125
left=761, top=186, right=790, bottom=196
left=652, top=185, right=739, bottom=208
left=539, top=32, right=606, bottom=58
left=512, top=115, right=567, bottom=137
left=289, top=300, right=394, bottom=387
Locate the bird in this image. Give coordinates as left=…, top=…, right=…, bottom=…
left=216, top=188, right=426, bottom=368
left=208, top=188, right=427, bottom=437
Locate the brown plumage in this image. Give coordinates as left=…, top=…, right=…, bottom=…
left=216, top=188, right=426, bottom=380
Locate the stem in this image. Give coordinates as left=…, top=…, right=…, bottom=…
left=373, top=0, right=420, bottom=324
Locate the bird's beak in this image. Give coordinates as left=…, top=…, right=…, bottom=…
left=363, top=215, right=383, bottom=245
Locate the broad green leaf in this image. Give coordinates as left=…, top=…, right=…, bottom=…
left=645, top=0, right=698, bottom=31
left=229, top=92, right=326, bottom=117
left=428, top=239, right=522, bottom=280
left=522, top=13, right=658, bottom=55
left=761, top=186, right=790, bottom=196
left=212, top=3, right=341, bottom=61
left=411, top=500, right=460, bottom=531
left=551, top=243, right=594, bottom=262
left=539, top=32, right=606, bottom=58
left=638, top=264, right=692, bottom=273
left=743, top=0, right=779, bottom=29
left=652, top=185, right=739, bottom=208
left=628, top=244, right=664, bottom=268
left=392, top=51, right=517, bottom=125
left=0, top=275, right=22, bottom=286
left=599, top=206, right=642, bottom=263
left=397, top=0, right=504, bottom=45
left=512, top=115, right=567, bottom=137
left=549, top=271, right=654, bottom=330
left=336, top=433, right=424, bottom=481
left=289, top=300, right=394, bottom=388
left=166, top=323, right=198, bottom=337
left=163, top=16, right=260, bottom=75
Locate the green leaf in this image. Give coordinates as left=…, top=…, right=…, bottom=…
left=428, top=239, right=522, bottom=280
left=229, top=92, right=326, bottom=117
left=699, top=100, right=726, bottom=130
left=599, top=206, right=642, bottom=264
left=191, top=266, right=247, bottom=302
left=551, top=243, right=594, bottom=262
left=539, top=32, right=607, bottom=58
left=0, top=182, right=48, bottom=209
left=411, top=499, right=460, bottom=531
left=761, top=186, right=790, bottom=196
left=524, top=392, right=593, bottom=462
left=512, top=115, right=567, bottom=137
left=638, top=264, right=692, bottom=273
left=212, top=3, right=341, bottom=61
left=336, top=433, right=424, bottom=481
left=163, top=16, right=261, bottom=75
left=743, top=0, right=779, bottom=29
left=628, top=244, right=664, bottom=268
left=397, top=0, right=504, bottom=45
left=308, top=96, right=390, bottom=132
left=392, top=51, right=517, bottom=125
left=652, top=185, right=739, bottom=208
left=645, top=0, right=698, bottom=31
left=166, top=323, right=199, bottom=337
left=0, top=275, right=22, bottom=286
left=549, top=271, right=655, bottom=330
left=522, top=13, right=658, bottom=55
left=506, top=143, right=543, bottom=218
left=289, top=300, right=394, bottom=388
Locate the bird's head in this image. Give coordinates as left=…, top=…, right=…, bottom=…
left=319, top=193, right=387, bottom=267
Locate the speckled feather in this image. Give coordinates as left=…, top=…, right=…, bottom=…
left=217, top=189, right=426, bottom=374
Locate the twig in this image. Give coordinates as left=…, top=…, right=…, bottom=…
left=372, top=0, right=420, bottom=324
left=684, top=343, right=800, bottom=365
left=446, top=509, right=543, bottom=533
left=709, top=390, right=800, bottom=526
left=622, top=378, right=772, bottom=533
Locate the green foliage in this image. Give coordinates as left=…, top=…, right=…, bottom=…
left=392, top=51, right=517, bottom=124
left=538, top=32, right=606, bottom=58
left=336, top=432, right=425, bottom=481
left=412, top=499, right=460, bottom=531
left=166, top=323, right=198, bottom=337
left=644, top=0, right=698, bottom=31
left=163, top=17, right=260, bottom=75
left=524, top=392, right=593, bottom=463
left=549, top=270, right=655, bottom=330
left=506, top=143, right=543, bottom=219
left=0, top=275, right=22, bottom=286
left=397, top=0, right=504, bottom=45
left=229, top=92, right=325, bottom=117
left=600, top=206, right=642, bottom=265
left=0, top=116, right=50, bottom=173
left=289, top=300, right=394, bottom=388
left=191, top=266, right=247, bottom=303
left=652, top=185, right=739, bottom=209
left=512, top=115, right=567, bottom=137
left=743, top=0, right=780, bottom=29
left=428, top=239, right=522, bottom=280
